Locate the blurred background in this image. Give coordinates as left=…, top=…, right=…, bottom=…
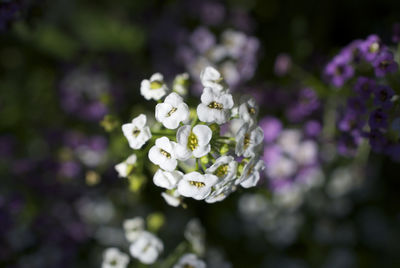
left=1, top=0, right=400, bottom=267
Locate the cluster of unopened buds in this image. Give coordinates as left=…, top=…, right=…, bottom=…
left=116, top=66, right=265, bottom=206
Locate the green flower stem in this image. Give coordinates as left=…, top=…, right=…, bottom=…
left=157, top=242, right=189, bottom=268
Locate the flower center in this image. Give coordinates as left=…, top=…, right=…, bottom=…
left=132, top=128, right=141, bottom=137
left=249, top=107, right=256, bottom=115
left=208, top=101, right=224, bottom=110
left=379, top=90, right=388, bottom=101
left=379, top=60, right=390, bottom=69
left=244, top=134, right=251, bottom=149
left=150, top=80, right=163, bottom=89
left=183, top=264, right=195, bottom=268
left=167, top=107, right=177, bottom=117
left=160, top=149, right=171, bottom=159
left=215, top=164, right=229, bottom=178
left=369, top=42, right=380, bottom=53
left=189, top=180, right=205, bottom=188
left=110, top=259, right=118, bottom=266
left=187, top=132, right=199, bottom=151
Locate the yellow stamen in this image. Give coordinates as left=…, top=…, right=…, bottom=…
left=208, top=101, right=223, bottom=110
left=249, top=107, right=256, bottom=115
left=150, top=80, right=163, bottom=89
left=369, top=42, right=379, bottom=53
left=243, top=133, right=251, bottom=149
left=189, top=181, right=205, bottom=188
left=132, top=129, right=141, bottom=137
left=187, top=132, right=198, bottom=151
left=215, top=164, right=228, bottom=178
left=160, top=149, right=171, bottom=159
left=167, top=107, right=177, bottom=117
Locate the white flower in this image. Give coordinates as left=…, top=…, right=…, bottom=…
left=184, top=219, right=205, bottom=255
left=153, top=169, right=183, bottom=190
left=237, top=157, right=265, bottom=188
left=207, top=45, right=227, bottom=62
left=177, top=171, right=218, bottom=200
left=123, top=217, right=145, bottom=242
left=175, top=125, right=212, bottom=159
left=277, top=129, right=301, bottom=157
left=220, top=61, right=240, bottom=86
left=173, top=73, right=189, bottom=95
left=295, top=140, right=318, bottom=165
left=102, top=248, right=129, bottom=268
left=115, top=154, right=137, bottom=178
left=205, top=182, right=235, bottom=203
left=122, top=114, right=152, bottom=150
left=200, top=66, right=225, bottom=92
left=238, top=96, right=259, bottom=127
left=206, top=155, right=237, bottom=189
left=148, top=137, right=178, bottom=171
left=221, top=29, right=247, bottom=59
left=140, top=73, right=168, bottom=101
left=173, top=253, right=206, bottom=268
left=155, top=92, right=189, bottom=129
left=161, top=190, right=181, bottom=207
left=235, top=123, right=264, bottom=157
left=197, top=87, right=234, bottom=124
left=129, top=231, right=163, bottom=265
left=266, top=154, right=297, bottom=179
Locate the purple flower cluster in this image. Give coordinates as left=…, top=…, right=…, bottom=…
left=59, top=67, right=111, bottom=121
left=285, top=88, right=321, bottom=123
left=0, top=1, right=20, bottom=31
left=261, top=117, right=322, bottom=196
left=324, top=35, right=398, bottom=87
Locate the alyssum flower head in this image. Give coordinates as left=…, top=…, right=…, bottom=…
left=119, top=66, right=265, bottom=206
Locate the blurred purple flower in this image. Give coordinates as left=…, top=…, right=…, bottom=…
left=369, top=108, right=388, bottom=130
left=274, top=53, right=292, bottom=76
left=373, top=51, right=398, bottom=77
left=368, top=129, right=387, bottom=153
left=359, top=34, right=383, bottom=62
left=324, top=54, right=354, bottom=87
left=190, top=27, right=216, bottom=53
left=260, top=117, right=282, bottom=143
left=373, top=85, right=394, bottom=109
left=353, top=76, right=375, bottom=99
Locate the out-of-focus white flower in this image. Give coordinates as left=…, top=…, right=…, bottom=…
left=277, top=130, right=302, bottom=157
left=173, top=73, right=189, bottom=95
left=102, top=248, right=129, bottom=268
left=115, top=154, right=137, bottom=178
left=122, top=114, right=152, bottom=150
left=295, top=140, right=318, bottom=165
left=173, top=253, right=206, bottom=268
left=175, top=125, right=212, bottom=159
left=197, top=87, right=234, bottom=124
left=220, top=61, right=240, bottom=86
left=177, top=171, right=218, bottom=200
left=235, top=123, right=264, bottom=157
left=206, top=155, right=237, bottom=189
left=208, top=45, right=227, bottom=62
left=238, top=96, right=259, bottom=127
left=123, top=217, right=145, bottom=242
left=140, top=73, right=168, bottom=100
left=153, top=169, right=183, bottom=190
left=161, top=190, right=182, bottom=207
left=148, top=137, right=178, bottom=171
left=205, top=182, right=235, bottom=203
left=266, top=155, right=297, bottom=179
left=129, top=231, right=163, bottom=265
left=184, top=219, right=205, bottom=255
left=200, top=66, right=225, bottom=92
left=236, top=157, right=265, bottom=188
left=221, top=30, right=247, bottom=59
left=155, top=92, right=189, bottom=129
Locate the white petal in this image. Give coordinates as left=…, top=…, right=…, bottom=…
left=193, top=125, right=212, bottom=146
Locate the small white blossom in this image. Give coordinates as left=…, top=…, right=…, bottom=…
left=208, top=45, right=227, bottom=62
left=237, top=157, right=265, bottom=188
left=295, top=140, right=318, bottom=165
left=238, top=96, right=259, bottom=127
left=102, top=248, right=129, bottom=268
left=122, top=114, right=152, bottom=150
left=129, top=231, right=163, bottom=265
left=115, top=154, right=137, bottom=178
left=177, top=171, right=218, bottom=200
left=140, top=73, right=168, bottom=101
left=173, top=73, right=189, bottom=95
left=173, top=254, right=206, bottom=268
left=148, top=137, right=178, bottom=171
left=206, top=155, right=237, bottom=189
left=175, top=125, right=212, bottom=159
left=277, top=129, right=302, bottom=157
left=200, top=66, right=225, bottom=92
left=221, top=29, right=247, bottom=59
left=220, top=61, right=240, bottom=86
left=266, top=154, right=297, bottom=179
left=184, top=219, right=205, bottom=255
left=161, top=190, right=182, bottom=207
left=155, top=92, right=189, bottom=129
left=197, top=87, right=234, bottom=124
left=205, top=182, right=235, bottom=203
left=153, top=169, right=183, bottom=190
left=123, top=217, right=145, bottom=242
left=235, top=123, right=264, bottom=157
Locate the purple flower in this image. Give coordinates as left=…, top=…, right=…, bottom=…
left=368, top=129, right=387, bottom=153
left=324, top=54, right=354, bottom=87
left=304, top=120, right=322, bottom=137
left=347, top=97, right=367, bottom=114
left=373, top=85, right=394, bottom=109
left=199, top=1, right=225, bottom=25
left=392, top=23, right=400, bottom=43
left=0, top=2, right=20, bottom=31
left=373, top=51, right=398, bottom=77
left=286, top=88, right=320, bottom=122
left=353, top=76, right=375, bottom=99
left=337, top=132, right=362, bottom=156
left=339, top=39, right=363, bottom=63
left=58, top=161, right=81, bottom=178
left=260, top=117, right=282, bottom=143
left=274, top=53, right=292, bottom=76
left=190, top=27, right=216, bottom=53
left=263, top=145, right=282, bottom=164
left=359, top=34, right=383, bottom=62
left=338, top=109, right=365, bottom=132
left=369, top=108, right=388, bottom=130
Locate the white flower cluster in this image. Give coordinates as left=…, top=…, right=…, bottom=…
left=120, top=67, right=264, bottom=206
